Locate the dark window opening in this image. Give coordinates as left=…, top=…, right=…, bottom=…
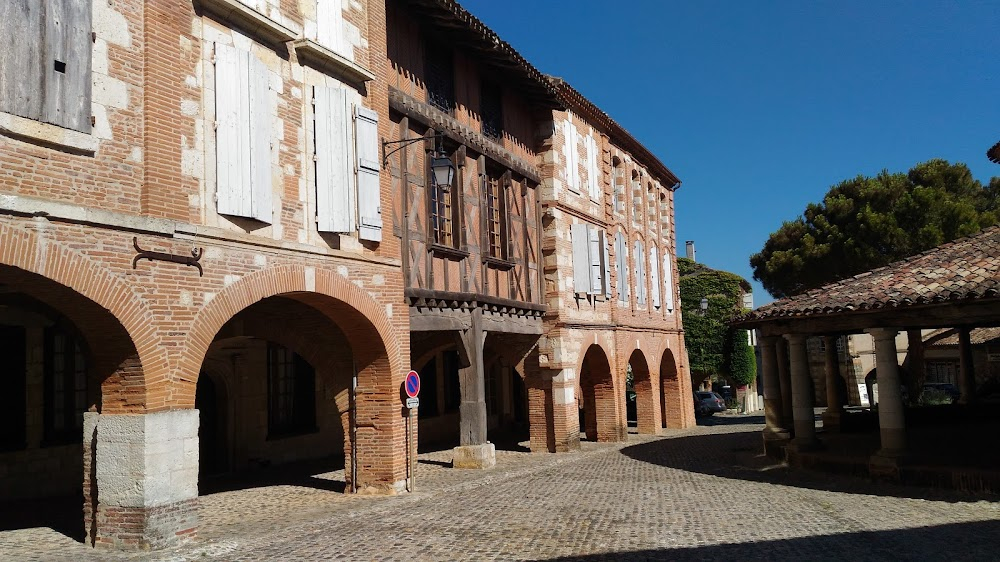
left=482, top=168, right=509, bottom=259
left=480, top=81, right=503, bottom=141
left=44, top=327, right=88, bottom=446
left=0, top=325, right=27, bottom=451
left=429, top=149, right=460, bottom=248
left=424, top=42, right=455, bottom=114
left=267, top=344, right=317, bottom=437
left=54, top=60, right=66, bottom=73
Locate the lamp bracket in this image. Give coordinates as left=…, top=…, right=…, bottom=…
left=381, top=132, right=443, bottom=168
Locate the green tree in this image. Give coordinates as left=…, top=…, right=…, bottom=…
left=679, top=258, right=753, bottom=383
left=750, top=159, right=1000, bottom=298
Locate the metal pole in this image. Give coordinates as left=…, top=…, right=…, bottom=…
left=351, top=359, right=358, bottom=494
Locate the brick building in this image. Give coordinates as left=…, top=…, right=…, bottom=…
left=1, top=0, right=691, bottom=550
left=526, top=80, right=696, bottom=453
left=0, top=0, right=409, bottom=549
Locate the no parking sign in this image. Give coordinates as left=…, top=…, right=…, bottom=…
left=404, top=370, right=420, bottom=408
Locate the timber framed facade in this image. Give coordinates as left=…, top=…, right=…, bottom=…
left=385, top=0, right=557, bottom=467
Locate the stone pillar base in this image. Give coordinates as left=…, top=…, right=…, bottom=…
left=762, top=429, right=791, bottom=460
left=869, top=449, right=906, bottom=482
left=822, top=410, right=843, bottom=432
left=787, top=437, right=822, bottom=453
left=95, top=499, right=198, bottom=550
left=452, top=443, right=496, bottom=469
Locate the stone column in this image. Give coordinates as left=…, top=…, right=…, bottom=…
left=785, top=334, right=819, bottom=450
left=958, top=327, right=977, bottom=405
left=454, top=310, right=496, bottom=468
left=821, top=336, right=844, bottom=431
left=91, top=410, right=200, bottom=549
left=775, top=337, right=794, bottom=435
left=760, top=336, right=790, bottom=457
left=867, top=328, right=907, bottom=456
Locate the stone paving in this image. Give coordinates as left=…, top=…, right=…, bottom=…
left=3, top=414, right=999, bottom=561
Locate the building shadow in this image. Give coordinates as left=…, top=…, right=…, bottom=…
left=696, top=413, right=768, bottom=426
left=540, top=519, right=1000, bottom=561
left=0, top=494, right=84, bottom=541
left=199, top=455, right=347, bottom=495
left=622, top=420, right=998, bottom=503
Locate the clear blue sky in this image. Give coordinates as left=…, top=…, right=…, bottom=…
left=459, top=0, right=1000, bottom=306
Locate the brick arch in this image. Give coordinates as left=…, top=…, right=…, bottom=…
left=180, top=264, right=401, bottom=386
left=578, top=343, right=623, bottom=442
left=0, top=223, right=160, bottom=409
left=660, top=347, right=684, bottom=429
left=627, top=348, right=658, bottom=435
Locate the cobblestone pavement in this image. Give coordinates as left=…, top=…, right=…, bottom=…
left=4, top=415, right=999, bottom=561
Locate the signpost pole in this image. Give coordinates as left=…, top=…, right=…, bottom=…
left=402, top=370, right=421, bottom=493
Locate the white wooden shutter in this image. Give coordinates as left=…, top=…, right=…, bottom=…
left=249, top=55, right=272, bottom=223
left=314, top=86, right=353, bottom=232
left=588, top=226, right=602, bottom=294
left=571, top=223, right=590, bottom=294
left=650, top=245, right=661, bottom=309
left=601, top=230, right=611, bottom=297
left=215, top=43, right=252, bottom=218
left=586, top=135, right=600, bottom=201
left=634, top=240, right=646, bottom=305
left=615, top=232, right=627, bottom=302
left=563, top=121, right=580, bottom=193
left=317, top=0, right=345, bottom=55
left=355, top=104, right=382, bottom=242
left=663, top=252, right=675, bottom=313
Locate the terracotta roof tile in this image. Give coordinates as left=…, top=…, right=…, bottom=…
left=743, top=226, right=1000, bottom=322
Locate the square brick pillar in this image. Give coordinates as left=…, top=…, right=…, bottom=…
left=89, top=410, right=200, bottom=549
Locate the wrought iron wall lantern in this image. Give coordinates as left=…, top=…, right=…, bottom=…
left=382, top=133, right=456, bottom=190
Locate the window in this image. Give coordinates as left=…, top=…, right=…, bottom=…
left=650, top=245, right=661, bottom=309
left=0, top=325, right=26, bottom=451
left=44, top=328, right=88, bottom=444
left=612, top=158, right=625, bottom=214
left=215, top=43, right=273, bottom=223
left=0, top=0, right=92, bottom=133
left=631, top=171, right=642, bottom=223
left=430, top=150, right=459, bottom=247
left=562, top=119, right=581, bottom=193
left=267, top=344, right=316, bottom=437
left=480, top=81, right=503, bottom=141
left=313, top=87, right=382, bottom=241
left=585, top=133, right=601, bottom=201
left=662, top=251, right=674, bottom=312
left=634, top=240, right=647, bottom=306
left=483, top=169, right=509, bottom=259
left=572, top=224, right=610, bottom=297
left=425, top=43, right=455, bottom=114
left=615, top=232, right=628, bottom=303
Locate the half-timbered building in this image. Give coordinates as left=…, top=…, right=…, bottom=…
left=384, top=0, right=559, bottom=467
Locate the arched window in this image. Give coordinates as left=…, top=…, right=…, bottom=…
left=612, top=157, right=625, bottom=214
left=649, top=245, right=661, bottom=309
left=633, top=239, right=647, bottom=306
left=631, top=170, right=641, bottom=223
left=615, top=231, right=628, bottom=303
left=267, top=344, right=317, bottom=437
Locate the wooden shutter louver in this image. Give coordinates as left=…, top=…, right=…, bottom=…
left=571, top=223, right=590, bottom=294
left=634, top=240, right=646, bottom=305
left=314, top=86, right=353, bottom=232
left=355, top=104, right=382, bottom=242
left=586, top=135, right=600, bottom=201
left=563, top=120, right=580, bottom=193
left=602, top=230, right=611, bottom=297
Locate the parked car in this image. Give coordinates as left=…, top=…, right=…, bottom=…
left=921, top=382, right=960, bottom=403
left=695, top=391, right=726, bottom=416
